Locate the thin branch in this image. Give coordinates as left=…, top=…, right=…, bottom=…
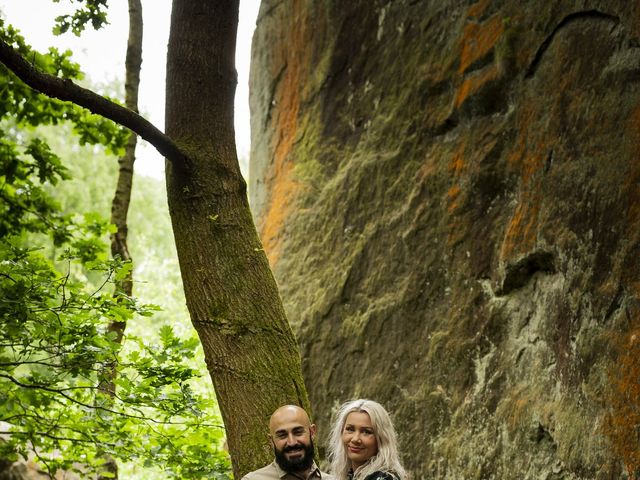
left=0, top=189, right=60, bottom=230
left=0, top=37, right=188, bottom=165
left=0, top=272, right=17, bottom=283
left=30, top=441, right=58, bottom=480
left=0, top=360, right=84, bottom=368
left=0, top=373, right=223, bottom=427
left=59, top=259, right=71, bottom=308
left=83, top=268, right=114, bottom=308
left=2, top=430, right=120, bottom=447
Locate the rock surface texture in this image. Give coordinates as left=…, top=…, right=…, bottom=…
left=250, top=1, right=640, bottom=478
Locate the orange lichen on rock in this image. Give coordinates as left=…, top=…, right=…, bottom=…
left=446, top=147, right=466, bottom=245
left=448, top=149, right=465, bottom=176
left=498, top=96, right=552, bottom=260
left=603, top=316, right=640, bottom=476
left=458, top=14, right=504, bottom=74
left=260, top=3, right=312, bottom=267
left=466, top=0, right=490, bottom=19
left=447, top=184, right=461, bottom=214
left=454, top=64, right=499, bottom=109
left=500, top=137, right=545, bottom=261
left=500, top=186, right=541, bottom=260
left=502, top=384, right=534, bottom=432
left=446, top=147, right=465, bottom=214
left=505, top=104, right=535, bottom=170
left=260, top=161, right=297, bottom=267
left=260, top=84, right=301, bottom=267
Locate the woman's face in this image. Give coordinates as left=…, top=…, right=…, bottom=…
left=341, top=411, right=379, bottom=469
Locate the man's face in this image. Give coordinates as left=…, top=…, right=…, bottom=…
left=273, top=431, right=315, bottom=473
left=269, top=407, right=316, bottom=473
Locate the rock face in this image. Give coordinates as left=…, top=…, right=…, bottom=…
left=250, top=1, right=640, bottom=478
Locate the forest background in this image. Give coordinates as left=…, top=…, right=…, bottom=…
left=0, top=1, right=259, bottom=478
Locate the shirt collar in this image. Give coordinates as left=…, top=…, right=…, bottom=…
left=272, top=460, right=322, bottom=480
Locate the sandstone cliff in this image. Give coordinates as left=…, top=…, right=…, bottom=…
left=250, top=1, right=640, bottom=478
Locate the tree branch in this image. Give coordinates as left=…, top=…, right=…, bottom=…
left=2, top=430, right=120, bottom=447
left=0, top=38, right=188, bottom=165
left=0, top=373, right=223, bottom=427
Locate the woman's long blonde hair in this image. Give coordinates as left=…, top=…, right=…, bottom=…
left=327, top=399, right=406, bottom=480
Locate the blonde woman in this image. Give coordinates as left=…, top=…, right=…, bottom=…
left=328, top=399, right=406, bottom=480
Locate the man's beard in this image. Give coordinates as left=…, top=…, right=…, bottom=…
left=274, top=439, right=315, bottom=473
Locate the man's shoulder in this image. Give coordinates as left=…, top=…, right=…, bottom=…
left=241, top=462, right=279, bottom=480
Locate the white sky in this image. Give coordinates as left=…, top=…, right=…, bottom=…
left=0, top=0, right=260, bottom=179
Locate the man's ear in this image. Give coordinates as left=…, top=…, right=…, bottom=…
left=268, top=433, right=275, bottom=447
left=310, top=423, right=317, bottom=439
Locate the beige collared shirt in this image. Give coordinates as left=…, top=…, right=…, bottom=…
left=242, top=461, right=334, bottom=480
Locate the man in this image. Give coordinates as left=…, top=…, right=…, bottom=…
left=242, top=405, right=333, bottom=480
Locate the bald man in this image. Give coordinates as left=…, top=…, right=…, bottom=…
left=242, top=405, right=333, bottom=480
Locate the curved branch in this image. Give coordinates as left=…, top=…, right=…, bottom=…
left=0, top=38, right=188, bottom=165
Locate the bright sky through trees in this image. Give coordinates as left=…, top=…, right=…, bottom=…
left=0, top=0, right=260, bottom=179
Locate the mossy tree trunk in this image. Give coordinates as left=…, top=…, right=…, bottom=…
left=163, top=1, right=310, bottom=477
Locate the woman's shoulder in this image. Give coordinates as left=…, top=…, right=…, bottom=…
left=363, top=471, right=399, bottom=480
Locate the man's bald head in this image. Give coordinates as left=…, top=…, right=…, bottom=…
left=269, top=405, right=312, bottom=434
left=269, top=405, right=316, bottom=474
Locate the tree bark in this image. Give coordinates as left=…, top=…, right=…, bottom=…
left=108, top=0, right=143, bottom=339
left=164, top=1, right=310, bottom=477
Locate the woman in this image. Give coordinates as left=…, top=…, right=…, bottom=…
left=328, top=399, right=406, bottom=480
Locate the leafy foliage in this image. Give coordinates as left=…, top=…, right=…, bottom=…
left=0, top=17, right=231, bottom=480
left=52, top=0, right=109, bottom=36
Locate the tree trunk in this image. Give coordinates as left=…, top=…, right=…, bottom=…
left=102, top=0, right=143, bottom=392
left=98, top=2, right=143, bottom=479
left=109, top=0, right=143, bottom=305
left=164, top=1, right=309, bottom=477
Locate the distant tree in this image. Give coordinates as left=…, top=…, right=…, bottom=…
left=0, top=1, right=310, bottom=477
left=98, top=1, right=143, bottom=477
left=106, top=0, right=142, bottom=366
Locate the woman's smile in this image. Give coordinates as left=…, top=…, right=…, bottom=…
left=341, top=411, right=379, bottom=469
